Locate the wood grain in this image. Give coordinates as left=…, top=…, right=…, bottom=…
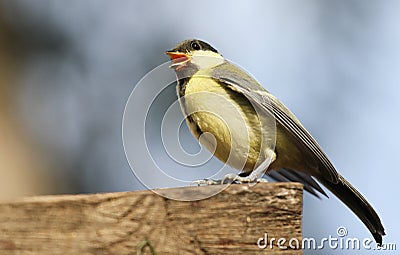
left=0, top=183, right=303, bottom=255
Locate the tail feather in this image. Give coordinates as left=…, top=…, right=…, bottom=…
left=268, top=169, right=328, bottom=198
left=317, top=174, right=385, bottom=245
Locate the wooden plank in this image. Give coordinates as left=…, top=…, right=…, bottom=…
left=0, top=183, right=303, bottom=254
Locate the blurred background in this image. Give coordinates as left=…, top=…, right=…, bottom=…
left=0, top=0, right=398, bottom=254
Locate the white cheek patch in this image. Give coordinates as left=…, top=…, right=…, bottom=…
left=191, top=50, right=225, bottom=70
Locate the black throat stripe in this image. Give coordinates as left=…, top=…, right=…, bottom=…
left=176, top=77, right=204, bottom=137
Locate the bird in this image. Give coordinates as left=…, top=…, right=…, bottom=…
left=165, top=39, right=385, bottom=245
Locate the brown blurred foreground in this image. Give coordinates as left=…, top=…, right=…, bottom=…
left=0, top=183, right=303, bottom=254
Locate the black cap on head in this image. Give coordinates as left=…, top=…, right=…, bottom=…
left=169, top=39, right=219, bottom=54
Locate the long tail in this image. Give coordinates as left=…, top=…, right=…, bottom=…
left=317, top=174, right=385, bottom=245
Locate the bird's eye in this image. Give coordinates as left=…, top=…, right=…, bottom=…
left=191, top=42, right=201, bottom=50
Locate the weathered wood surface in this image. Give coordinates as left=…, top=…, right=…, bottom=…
left=0, top=183, right=303, bottom=255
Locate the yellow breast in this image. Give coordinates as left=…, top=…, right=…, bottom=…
left=181, top=74, right=264, bottom=172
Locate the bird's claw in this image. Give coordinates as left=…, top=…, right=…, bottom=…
left=192, top=179, right=221, bottom=186
left=192, top=174, right=268, bottom=186
left=221, top=173, right=268, bottom=184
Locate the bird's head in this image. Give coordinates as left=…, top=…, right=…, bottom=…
left=166, top=39, right=224, bottom=72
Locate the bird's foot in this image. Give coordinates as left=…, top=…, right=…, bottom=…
left=222, top=173, right=268, bottom=184
left=192, top=174, right=268, bottom=186
left=192, top=179, right=222, bottom=186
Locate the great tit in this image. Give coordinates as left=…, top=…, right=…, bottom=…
left=166, top=39, right=385, bottom=245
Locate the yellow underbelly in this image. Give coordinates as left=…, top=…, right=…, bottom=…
left=181, top=76, right=266, bottom=172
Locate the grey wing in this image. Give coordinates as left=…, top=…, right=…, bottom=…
left=211, top=61, right=339, bottom=184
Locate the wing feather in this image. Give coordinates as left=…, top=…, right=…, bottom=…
left=210, top=61, right=339, bottom=184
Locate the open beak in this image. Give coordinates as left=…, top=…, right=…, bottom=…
left=165, top=51, right=190, bottom=69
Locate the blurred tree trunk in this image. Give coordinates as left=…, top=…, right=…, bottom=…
left=0, top=12, right=53, bottom=200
